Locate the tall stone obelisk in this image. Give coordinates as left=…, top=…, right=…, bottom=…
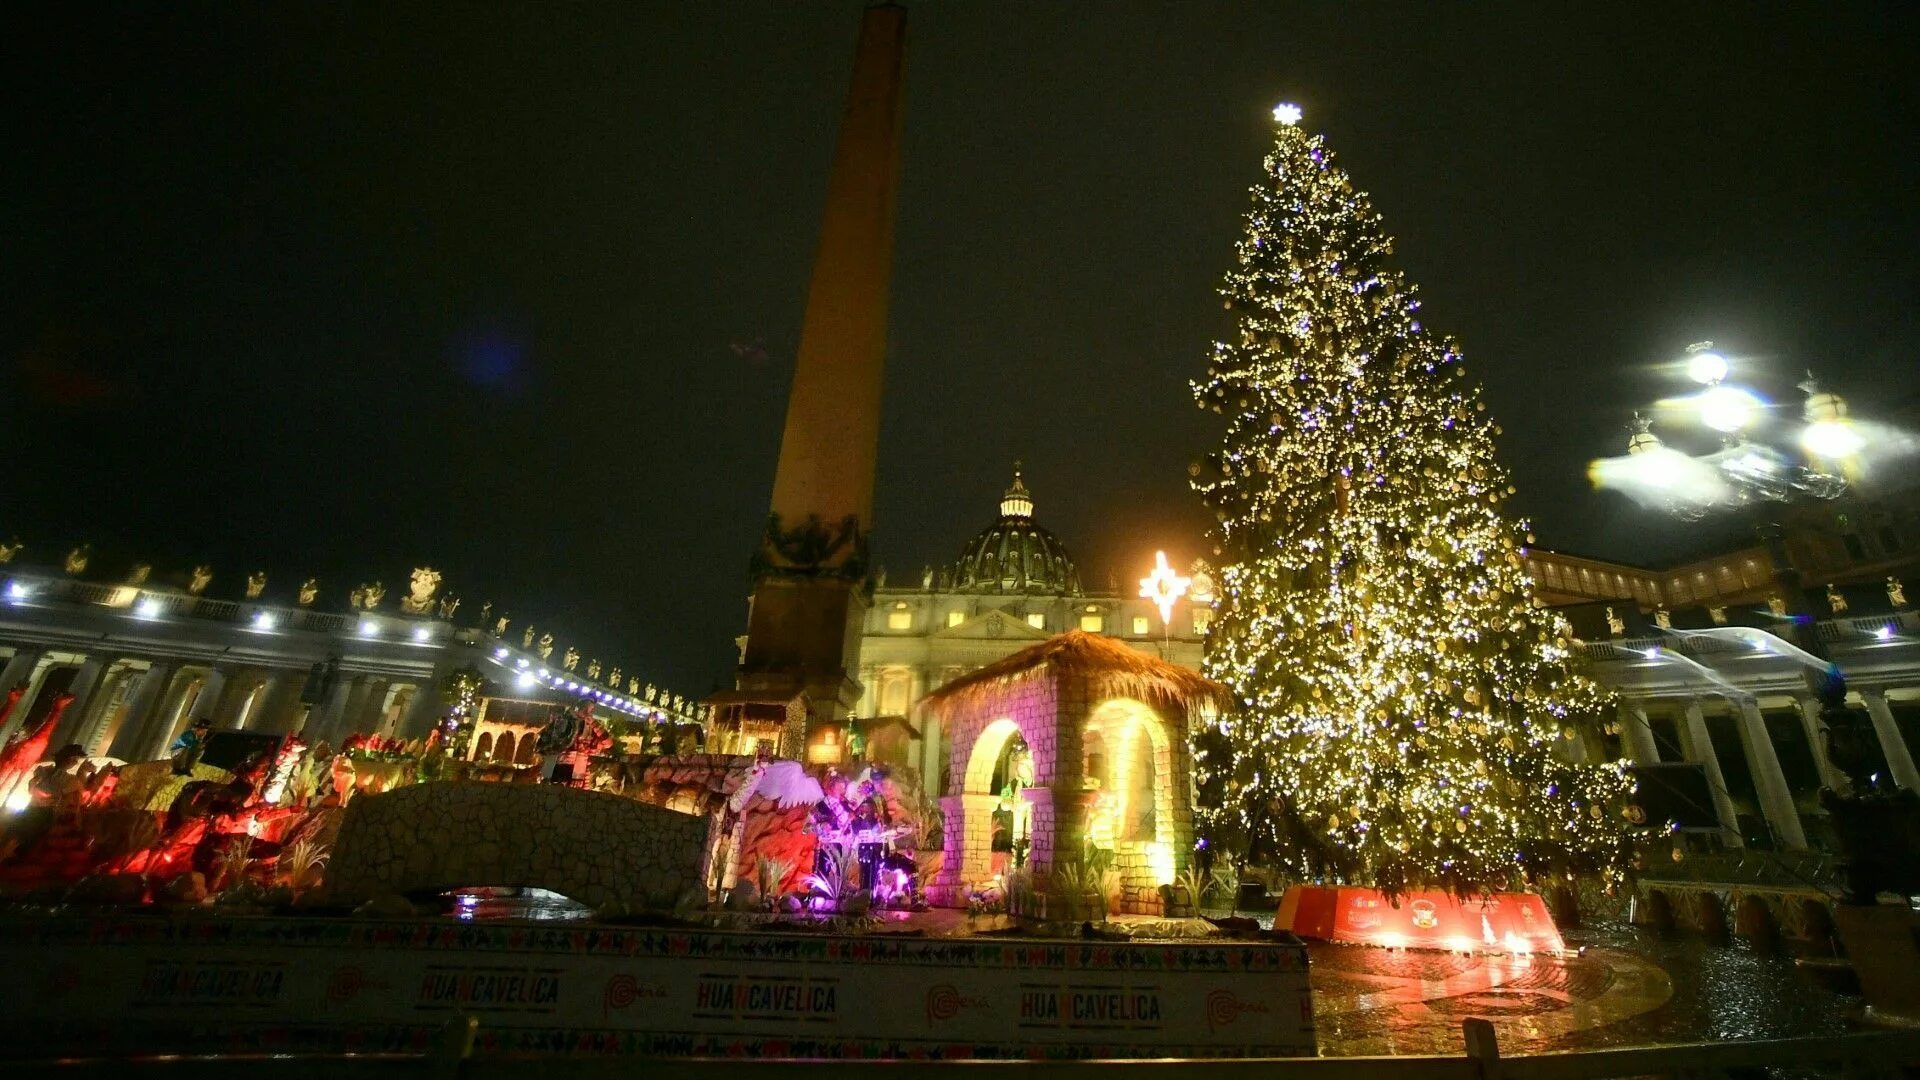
left=739, top=4, right=906, bottom=731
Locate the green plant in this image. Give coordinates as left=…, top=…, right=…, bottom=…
left=804, top=844, right=858, bottom=911
left=755, top=855, right=794, bottom=901
left=915, top=797, right=945, bottom=849
left=212, top=837, right=254, bottom=893
left=1176, top=864, right=1213, bottom=911
left=1042, top=861, right=1107, bottom=922
left=280, top=838, right=330, bottom=898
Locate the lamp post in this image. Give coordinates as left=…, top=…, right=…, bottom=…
left=1602, top=345, right=1913, bottom=897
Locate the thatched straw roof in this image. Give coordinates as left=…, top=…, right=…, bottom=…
left=917, top=630, right=1231, bottom=722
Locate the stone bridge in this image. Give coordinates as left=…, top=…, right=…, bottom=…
left=326, top=782, right=715, bottom=911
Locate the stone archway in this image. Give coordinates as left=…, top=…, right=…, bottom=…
left=922, top=632, right=1223, bottom=912
left=1084, top=698, right=1181, bottom=914
left=946, top=716, right=1028, bottom=889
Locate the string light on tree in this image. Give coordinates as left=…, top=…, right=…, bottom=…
left=1188, top=103, right=1634, bottom=898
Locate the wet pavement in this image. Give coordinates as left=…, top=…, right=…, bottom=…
left=1310, top=920, right=1860, bottom=1056
left=452, top=893, right=1863, bottom=1056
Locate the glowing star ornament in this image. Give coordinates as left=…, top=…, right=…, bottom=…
left=1272, top=102, right=1303, bottom=126
left=1139, top=550, right=1192, bottom=627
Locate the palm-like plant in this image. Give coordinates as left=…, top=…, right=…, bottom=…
left=1177, top=864, right=1212, bottom=907
left=803, top=844, right=859, bottom=912
left=755, top=855, right=794, bottom=901
left=212, top=837, right=255, bottom=893
left=280, top=838, right=330, bottom=899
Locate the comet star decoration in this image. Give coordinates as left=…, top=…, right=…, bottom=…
left=1188, top=105, right=1634, bottom=897
left=1140, top=551, right=1192, bottom=627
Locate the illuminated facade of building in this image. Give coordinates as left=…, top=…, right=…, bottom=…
left=852, top=469, right=1920, bottom=857
left=0, top=562, right=699, bottom=768
left=850, top=468, right=1209, bottom=791
left=1520, top=486, right=1920, bottom=854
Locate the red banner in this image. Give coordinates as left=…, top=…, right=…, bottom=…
left=1276, top=885, right=1564, bottom=953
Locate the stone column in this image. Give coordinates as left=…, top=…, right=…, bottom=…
left=255, top=669, right=311, bottom=734
left=1795, top=695, right=1846, bottom=791
left=335, top=677, right=386, bottom=742
left=1734, top=699, right=1807, bottom=850
left=76, top=665, right=142, bottom=755
left=854, top=665, right=876, bottom=716
left=1620, top=701, right=1661, bottom=765
left=231, top=672, right=278, bottom=730
left=399, top=672, right=448, bottom=740
left=1861, top=690, right=1920, bottom=792
left=50, top=656, right=114, bottom=748
left=0, top=647, right=48, bottom=740
left=108, top=662, right=177, bottom=761
left=1033, top=787, right=1100, bottom=880
left=934, top=792, right=1002, bottom=905
left=308, top=673, right=358, bottom=747
left=1678, top=699, right=1744, bottom=846
left=190, top=667, right=232, bottom=725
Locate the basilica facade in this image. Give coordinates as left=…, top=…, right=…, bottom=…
left=852, top=469, right=1209, bottom=792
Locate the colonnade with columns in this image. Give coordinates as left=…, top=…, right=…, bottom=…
left=0, top=642, right=448, bottom=763
left=1605, top=685, right=1920, bottom=852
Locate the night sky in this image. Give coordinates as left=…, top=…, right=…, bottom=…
left=6, top=3, right=1917, bottom=694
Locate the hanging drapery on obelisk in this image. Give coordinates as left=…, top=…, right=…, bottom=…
left=739, top=4, right=906, bottom=734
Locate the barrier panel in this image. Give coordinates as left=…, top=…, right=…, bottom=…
left=1276, top=885, right=1564, bottom=953
left=0, top=914, right=1314, bottom=1060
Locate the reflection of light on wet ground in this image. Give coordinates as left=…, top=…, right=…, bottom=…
left=456, top=898, right=1860, bottom=1056
left=1308, top=939, right=1670, bottom=1056
left=1310, top=919, right=1860, bottom=1056
left=448, top=888, right=593, bottom=921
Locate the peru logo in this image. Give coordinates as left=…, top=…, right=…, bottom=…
left=1206, top=989, right=1271, bottom=1032
left=925, top=984, right=987, bottom=1026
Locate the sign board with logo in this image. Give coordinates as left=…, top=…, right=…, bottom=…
left=0, top=915, right=1315, bottom=1060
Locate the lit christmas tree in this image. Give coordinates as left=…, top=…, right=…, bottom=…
left=1189, top=105, right=1633, bottom=897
